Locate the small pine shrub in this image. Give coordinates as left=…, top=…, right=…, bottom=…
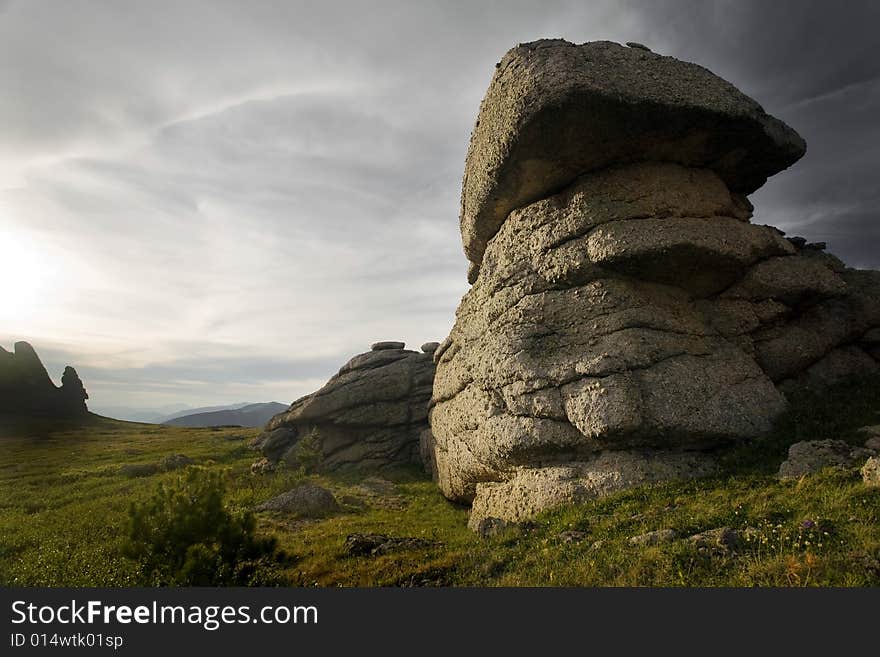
left=286, top=428, right=323, bottom=473
left=123, top=467, right=285, bottom=585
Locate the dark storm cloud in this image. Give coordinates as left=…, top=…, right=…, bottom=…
left=628, top=0, right=880, bottom=108
left=2, top=1, right=877, bottom=415
left=622, top=0, right=880, bottom=268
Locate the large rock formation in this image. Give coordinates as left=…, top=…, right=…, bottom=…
left=0, top=341, right=89, bottom=416
left=254, top=342, right=436, bottom=471
left=427, top=40, right=880, bottom=529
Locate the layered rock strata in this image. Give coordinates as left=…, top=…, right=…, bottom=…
left=427, top=40, right=880, bottom=528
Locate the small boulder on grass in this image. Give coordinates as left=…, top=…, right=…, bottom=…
left=862, top=457, right=880, bottom=487
left=778, top=440, right=873, bottom=479
left=688, top=527, right=742, bottom=553
left=250, top=457, right=275, bottom=475
left=255, top=484, right=338, bottom=518
left=473, top=516, right=510, bottom=539
left=630, top=529, right=677, bottom=546
left=159, top=454, right=194, bottom=471
left=344, top=533, right=438, bottom=557
left=558, top=530, right=588, bottom=544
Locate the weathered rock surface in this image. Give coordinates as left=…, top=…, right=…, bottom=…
left=778, top=440, right=873, bottom=479
left=429, top=39, right=880, bottom=528
left=253, top=343, right=435, bottom=471
left=255, top=484, right=339, bottom=517
left=0, top=341, right=89, bottom=416
left=466, top=451, right=716, bottom=528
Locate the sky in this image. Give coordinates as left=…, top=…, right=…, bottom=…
left=1, top=0, right=878, bottom=418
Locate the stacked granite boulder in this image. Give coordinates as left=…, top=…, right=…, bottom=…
left=254, top=341, right=437, bottom=471
left=425, top=40, right=880, bottom=529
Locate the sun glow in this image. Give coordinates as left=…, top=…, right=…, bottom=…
left=0, top=229, right=56, bottom=322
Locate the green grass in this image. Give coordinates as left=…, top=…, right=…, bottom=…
left=1, top=376, right=879, bottom=587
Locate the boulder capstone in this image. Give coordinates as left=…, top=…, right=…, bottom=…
left=254, top=342, right=435, bottom=471
left=460, top=39, right=806, bottom=282
left=427, top=40, right=880, bottom=528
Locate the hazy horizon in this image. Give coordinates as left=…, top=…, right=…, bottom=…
left=2, top=0, right=878, bottom=413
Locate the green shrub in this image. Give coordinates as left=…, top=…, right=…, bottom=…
left=123, top=468, right=286, bottom=585
left=286, top=428, right=323, bottom=473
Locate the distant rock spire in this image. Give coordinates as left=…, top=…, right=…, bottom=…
left=60, top=365, right=89, bottom=413
left=0, top=341, right=89, bottom=417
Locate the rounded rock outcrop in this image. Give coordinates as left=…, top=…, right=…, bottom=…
left=253, top=344, right=436, bottom=471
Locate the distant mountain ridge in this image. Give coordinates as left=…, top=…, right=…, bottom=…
left=158, top=403, right=255, bottom=423
left=92, top=403, right=258, bottom=424
left=163, top=402, right=287, bottom=428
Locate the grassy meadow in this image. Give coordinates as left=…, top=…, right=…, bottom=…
left=1, top=375, right=879, bottom=587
